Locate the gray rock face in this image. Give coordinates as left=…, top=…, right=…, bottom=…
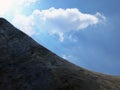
left=0, top=18, right=120, bottom=90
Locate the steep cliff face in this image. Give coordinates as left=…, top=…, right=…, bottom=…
left=0, top=18, right=120, bottom=90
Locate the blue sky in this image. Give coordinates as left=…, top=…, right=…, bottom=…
left=0, top=0, right=120, bottom=75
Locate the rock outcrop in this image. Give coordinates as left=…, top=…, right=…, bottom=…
left=0, top=18, right=120, bottom=90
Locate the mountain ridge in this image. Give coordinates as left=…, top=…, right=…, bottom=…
left=0, top=18, right=120, bottom=90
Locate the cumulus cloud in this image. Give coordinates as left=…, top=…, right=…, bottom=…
left=12, top=7, right=106, bottom=42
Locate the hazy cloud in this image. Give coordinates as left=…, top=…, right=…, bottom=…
left=19, top=0, right=38, bottom=6
left=0, top=0, right=38, bottom=16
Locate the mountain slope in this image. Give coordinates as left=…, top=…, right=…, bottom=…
left=0, top=18, right=120, bottom=90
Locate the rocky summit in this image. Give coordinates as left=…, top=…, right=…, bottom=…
left=0, top=18, right=120, bottom=90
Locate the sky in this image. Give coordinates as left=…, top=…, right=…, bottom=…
left=0, top=0, right=120, bottom=75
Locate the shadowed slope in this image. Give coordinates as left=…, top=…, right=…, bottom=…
left=0, top=18, right=120, bottom=90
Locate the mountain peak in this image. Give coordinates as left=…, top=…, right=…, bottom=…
left=0, top=18, right=120, bottom=90
left=0, top=17, right=6, bottom=22
left=0, top=18, right=11, bottom=26
left=0, top=18, right=16, bottom=35
left=0, top=18, right=4, bottom=25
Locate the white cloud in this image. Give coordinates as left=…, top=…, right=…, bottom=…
left=21, top=0, right=38, bottom=3
left=62, top=55, right=68, bottom=60
left=19, top=0, right=38, bottom=6
left=12, top=7, right=106, bottom=41
left=0, top=0, right=15, bottom=15
left=0, top=0, right=38, bottom=16
left=95, top=12, right=106, bottom=23
left=68, top=35, right=78, bottom=42
left=32, top=7, right=100, bottom=31
left=12, top=14, right=35, bottom=36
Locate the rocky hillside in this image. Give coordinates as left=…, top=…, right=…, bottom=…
left=0, top=18, right=120, bottom=90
